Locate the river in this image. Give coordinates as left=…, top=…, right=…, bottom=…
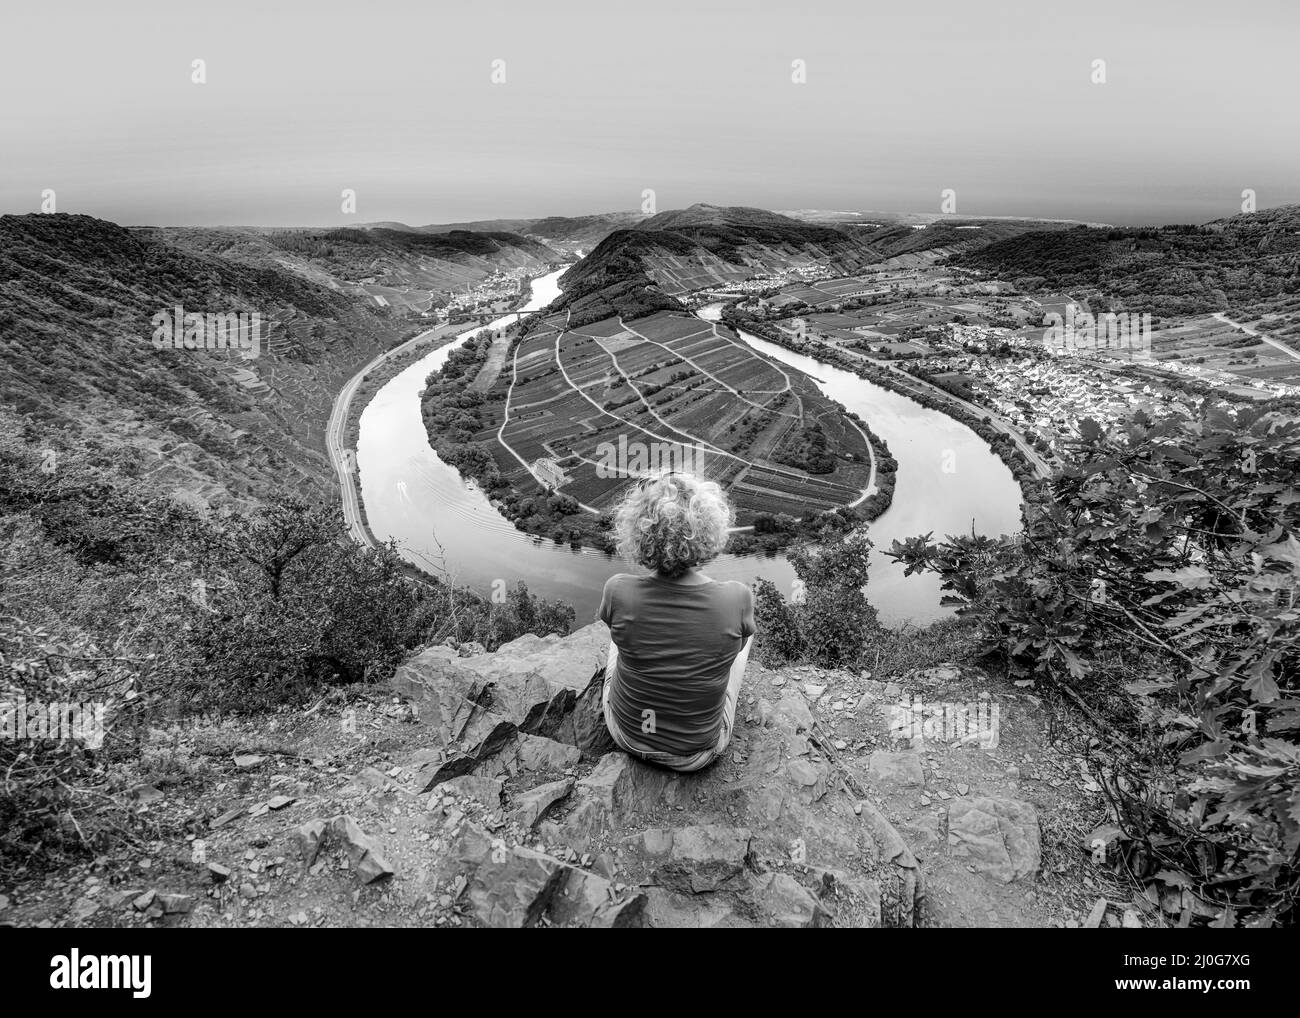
left=356, top=268, right=1024, bottom=628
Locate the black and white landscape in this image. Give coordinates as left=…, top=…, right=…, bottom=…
left=1, top=0, right=1297, bottom=973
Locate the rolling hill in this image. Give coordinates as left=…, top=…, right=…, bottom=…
left=359, top=210, right=647, bottom=256
left=549, top=204, right=1078, bottom=324
left=152, top=225, right=559, bottom=313
left=0, top=214, right=558, bottom=510
left=550, top=205, right=875, bottom=323
left=953, top=204, right=1300, bottom=324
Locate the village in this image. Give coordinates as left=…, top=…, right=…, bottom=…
left=433, top=267, right=533, bottom=319
left=720, top=265, right=1300, bottom=469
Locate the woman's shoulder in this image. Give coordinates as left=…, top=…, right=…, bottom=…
left=604, top=572, right=641, bottom=590
left=712, top=578, right=753, bottom=603
left=602, top=572, right=646, bottom=602
left=600, top=573, right=639, bottom=625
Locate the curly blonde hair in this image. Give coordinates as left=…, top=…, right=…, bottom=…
left=613, top=471, right=734, bottom=578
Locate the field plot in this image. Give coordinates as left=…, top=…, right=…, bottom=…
left=482, top=310, right=874, bottom=520
left=783, top=283, right=834, bottom=306
left=1234, top=363, right=1300, bottom=380
left=1136, top=315, right=1300, bottom=391
left=782, top=288, right=1041, bottom=355
left=667, top=334, right=727, bottom=358
left=570, top=318, right=628, bottom=338
left=632, top=314, right=715, bottom=343
left=1033, top=294, right=1077, bottom=317
left=1151, top=318, right=1253, bottom=357
left=641, top=254, right=752, bottom=295
left=813, top=277, right=875, bottom=297
left=808, top=313, right=872, bottom=330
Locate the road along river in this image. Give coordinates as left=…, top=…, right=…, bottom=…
left=355, top=273, right=1024, bottom=628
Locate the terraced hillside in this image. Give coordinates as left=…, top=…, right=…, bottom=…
left=419, top=204, right=1083, bottom=549
left=421, top=308, right=881, bottom=550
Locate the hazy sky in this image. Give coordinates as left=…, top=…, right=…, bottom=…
left=2, top=0, right=1296, bottom=227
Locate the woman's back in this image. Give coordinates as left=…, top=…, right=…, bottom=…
left=600, top=572, right=754, bottom=756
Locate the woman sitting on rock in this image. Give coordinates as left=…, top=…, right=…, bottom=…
left=598, top=470, right=755, bottom=772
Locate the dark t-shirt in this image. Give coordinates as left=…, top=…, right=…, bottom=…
left=599, top=572, right=755, bottom=756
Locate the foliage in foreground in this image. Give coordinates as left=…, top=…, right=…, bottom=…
left=888, top=404, right=1300, bottom=925
left=751, top=531, right=878, bottom=669
left=0, top=420, right=572, bottom=872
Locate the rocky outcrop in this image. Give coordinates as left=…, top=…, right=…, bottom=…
left=868, top=750, right=925, bottom=787
left=946, top=797, right=1041, bottom=883
left=510, top=778, right=575, bottom=829
left=385, top=622, right=927, bottom=928
left=288, top=815, right=395, bottom=883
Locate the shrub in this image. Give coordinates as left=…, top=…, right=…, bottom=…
left=0, top=423, right=575, bottom=870
left=752, top=579, right=804, bottom=664
left=887, top=405, right=1300, bottom=924
left=751, top=532, right=877, bottom=669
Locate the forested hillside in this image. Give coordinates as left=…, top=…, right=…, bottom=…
left=0, top=215, right=414, bottom=506
left=955, top=206, right=1300, bottom=320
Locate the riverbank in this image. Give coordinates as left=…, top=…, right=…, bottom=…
left=344, top=281, right=550, bottom=452
left=327, top=323, right=465, bottom=554
left=343, top=324, right=467, bottom=453
left=329, top=270, right=561, bottom=558
left=354, top=267, right=1023, bottom=628
left=722, top=306, right=1049, bottom=491
left=417, top=309, right=901, bottom=556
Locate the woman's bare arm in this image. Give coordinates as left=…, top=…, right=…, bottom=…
left=598, top=575, right=618, bottom=626
left=740, top=584, right=756, bottom=639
